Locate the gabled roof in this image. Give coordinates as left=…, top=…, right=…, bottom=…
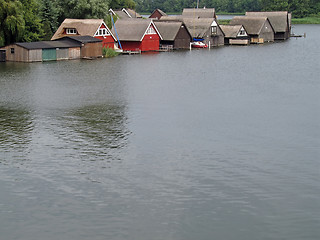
left=220, top=25, right=246, bottom=38
left=125, top=8, right=142, bottom=18
left=111, top=9, right=131, bottom=19
left=51, top=18, right=115, bottom=41
left=182, top=8, right=216, bottom=19
left=182, top=18, right=216, bottom=38
left=230, top=16, right=272, bottom=35
left=154, top=21, right=190, bottom=41
left=149, top=9, right=167, bottom=18
left=111, top=19, right=162, bottom=41
left=246, top=11, right=290, bottom=33
left=110, top=8, right=142, bottom=19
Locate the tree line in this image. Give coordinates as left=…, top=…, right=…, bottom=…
left=0, top=0, right=135, bottom=47
left=1, top=0, right=319, bottom=47
left=136, top=0, right=319, bottom=18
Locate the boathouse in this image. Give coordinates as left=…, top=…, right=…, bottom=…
left=0, top=36, right=102, bottom=62
left=51, top=19, right=116, bottom=48
left=220, top=25, right=249, bottom=45
left=230, top=16, right=274, bottom=43
left=149, top=9, right=167, bottom=19
left=246, top=11, right=291, bottom=40
left=183, top=18, right=224, bottom=47
left=54, top=36, right=103, bottom=59
left=111, top=19, right=162, bottom=52
left=154, top=21, right=192, bottom=49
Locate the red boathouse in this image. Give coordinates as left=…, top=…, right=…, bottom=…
left=111, top=19, right=162, bottom=52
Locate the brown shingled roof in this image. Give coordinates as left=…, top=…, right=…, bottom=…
left=111, top=19, right=162, bottom=41
left=230, top=16, right=271, bottom=35
left=220, top=25, right=245, bottom=38
left=246, top=11, right=290, bottom=33
left=154, top=21, right=188, bottom=41
left=182, top=18, right=216, bottom=38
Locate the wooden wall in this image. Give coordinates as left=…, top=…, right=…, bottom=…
left=81, top=42, right=103, bottom=58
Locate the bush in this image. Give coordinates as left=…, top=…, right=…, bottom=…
left=102, top=47, right=119, bottom=58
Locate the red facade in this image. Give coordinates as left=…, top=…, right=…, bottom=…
left=95, top=35, right=115, bottom=48
left=94, top=23, right=116, bottom=49
left=120, top=25, right=160, bottom=52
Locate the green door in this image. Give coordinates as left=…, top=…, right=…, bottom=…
left=42, top=49, right=56, bottom=61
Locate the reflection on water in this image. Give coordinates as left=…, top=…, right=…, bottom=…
left=0, top=25, right=319, bottom=240
left=0, top=107, right=33, bottom=163
left=60, top=104, right=131, bottom=162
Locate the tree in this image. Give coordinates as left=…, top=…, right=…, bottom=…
left=109, top=0, right=136, bottom=9
left=0, top=0, right=25, bottom=46
left=20, top=0, right=44, bottom=42
left=39, top=0, right=59, bottom=40
left=56, top=0, right=110, bottom=23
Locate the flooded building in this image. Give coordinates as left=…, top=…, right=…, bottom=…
left=154, top=21, right=192, bottom=49
left=111, top=19, right=162, bottom=52
left=246, top=11, right=291, bottom=40
left=220, top=25, right=249, bottom=45
left=230, top=16, right=274, bottom=43
left=0, top=36, right=102, bottom=62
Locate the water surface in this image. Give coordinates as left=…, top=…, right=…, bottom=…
left=0, top=25, right=319, bottom=240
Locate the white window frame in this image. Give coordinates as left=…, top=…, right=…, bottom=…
left=146, top=26, right=156, bottom=35
left=66, top=28, right=77, bottom=34
left=95, top=27, right=110, bottom=37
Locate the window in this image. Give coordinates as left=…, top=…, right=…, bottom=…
left=239, top=29, right=246, bottom=36
left=146, top=26, right=156, bottom=35
left=66, top=28, right=77, bottom=34
left=211, top=26, right=217, bottom=35
left=95, top=28, right=109, bottom=36
left=11, top=48, right=15, bottom=54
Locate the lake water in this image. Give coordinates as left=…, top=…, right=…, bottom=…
left=0, top=25, right=319, bottom=240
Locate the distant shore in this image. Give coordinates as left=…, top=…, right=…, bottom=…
left=142, top=12, right=320, bottom=24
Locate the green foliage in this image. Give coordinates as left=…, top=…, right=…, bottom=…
left=0, top=0, right=25, bottom=46
left=291, top=15, right=320, bottom=24
left=109, top=0, right=136, bottom=9
left=21, top=0, right=44, bottom=42
left=56, top=0, right=110, bottom=21
left=102, top=47, right=119, bottom=58
left=39, top=0, right=59, bottom=39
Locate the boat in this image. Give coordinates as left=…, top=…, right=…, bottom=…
left=191, top=41, right=208, bottom=48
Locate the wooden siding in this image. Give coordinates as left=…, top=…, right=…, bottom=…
left=202, top=26, right=224, bottom=47
left=141, top=33, right=160, bottom=51
left=121, top=41, right=141, bottom=51
left=258, top=20, right=274, bottom=42
left=29, top=49, right=42, bottom=62
left=57, top=48, right=69, bottom=60
left=81, top=42, right=103, bottom=58
left=229, top=39, right=249, bottom=45
left=1, top=45, right=29, bottom=62
left=150, top=10, right=164, bottom=20
left=68, top=47, right=81, bottom=59
left=174, top=25, right=192, bottom=49
left=95, top=35, right=115, bottom=48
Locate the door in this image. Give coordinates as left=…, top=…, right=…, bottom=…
left=42, top=49, right=57, bottom=61
left=0, top=50, right=6, bottom=62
